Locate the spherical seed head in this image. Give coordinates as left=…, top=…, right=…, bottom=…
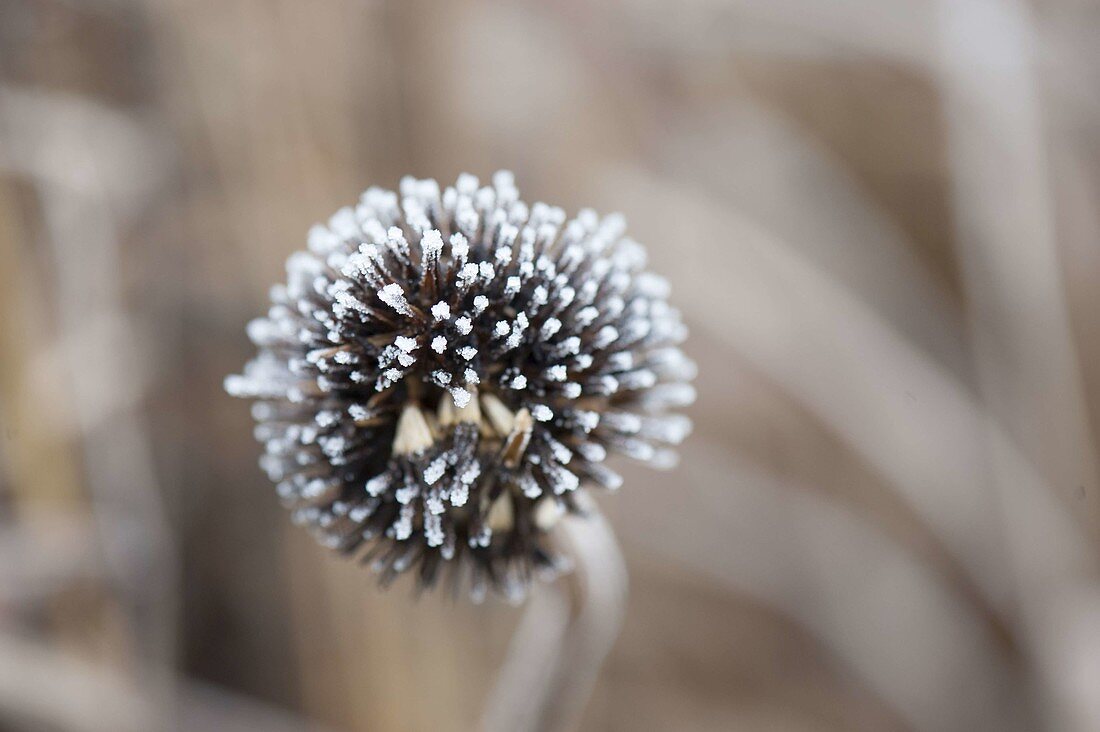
left=226, top=171, right=696, bottom=601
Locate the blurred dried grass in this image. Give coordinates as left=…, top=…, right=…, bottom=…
left=2, top=0, right=1100, bottom=730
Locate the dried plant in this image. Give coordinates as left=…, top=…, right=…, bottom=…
left=226, top=171, right=695, bottom=600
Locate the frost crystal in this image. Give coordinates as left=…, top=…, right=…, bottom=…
left=227, top=171, right=695, bottom=600
left=431, top=301, right=450, bottom=321
left=379, top=283, right=412, bottom=315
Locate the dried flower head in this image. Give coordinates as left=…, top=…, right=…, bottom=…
left=226, top=171, right=695, bottom=601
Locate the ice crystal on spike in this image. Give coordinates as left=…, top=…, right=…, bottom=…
left=226, top=171, right=695, bottom=601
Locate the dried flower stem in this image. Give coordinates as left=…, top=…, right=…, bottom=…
left=480, top=508, right=627, bottom=732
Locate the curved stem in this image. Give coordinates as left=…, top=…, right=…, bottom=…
left=480, top=508, right=628, bottom=732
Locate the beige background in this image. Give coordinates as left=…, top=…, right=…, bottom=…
left=3, top=0, right=1100, bottom=730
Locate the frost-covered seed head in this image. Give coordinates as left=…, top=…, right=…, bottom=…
left=226, top=171, right=695, bottom=600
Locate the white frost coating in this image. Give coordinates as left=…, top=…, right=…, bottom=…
left=378, top=283, right=412, bottom=315
left=450, top=482, right=469, bottom=508
left=607, top=351, right=633, bottom=371
left=349, top=503, right=375, bottom=523
left=395, top=481, right=418, bottom=504
left=593, top=326, right=619, bottom=349
left=492, top=169, right=515, bottom=189
left=421, top=229, right=444, bottom=256
left=449, top=232, right=469, bottom=260
left=392, top=504, right=414, bottom=540
left=546, top=437, right=572, bottom=464
left=223, top=375, right=249, bottom=397
left=618, top=368, right=656, bottom=390
left=395, top=335, right=418, bottom=352
left=441, top=532, right=456, bottom=559
left=460, top=462, right=481, bottom=485
left=595, top=374, right=619, bottom=395
left=576, top=441, right=607, bottom=462
left=640, top=414, right=693, bottom=444
left=604, top=297, right=625, bottom=319
left=456, top=172, right=478, bottom=193
left=425, top=492, right=445, bottom=516
left=320, top=435, right=346, bottom=460
left=635, top=272, right=670, bottom=299
left=464, top=369, right=480, bottom=384
left=648, top=348, right=697, bottom=381
left=366, top=474, right=390, bottom=496
left=545, top=364, right=567, bottom=381
left=333, top=289, right=369, bottom=316
left=642, top=383, right=696, bottom=409
left=424, top=513, right=444, bottom=547
left=454, top=316, right=473, bottom=335
left=458, top=346, right=477, bottom=361
left=307, top=224, right=340, bottom=253
left=559, top=337, right=581, bottom=356
left=424, top=456, right=448, bottom=485
left=603, top=412, right=642, bottom=433
left=531, top=404, right=553, bottom=422
left=494, top=321, right=510, bottom=337
left=620, top=318, right=650, bottom=343
left=575, top=410, right=600, bottom=431
left=475, top=187, right=495, bottom=210
left=458, top=263, right=479, bottom=286
left=431, top=301, right=451, bottom=321
left=450, top=386, right=472, bottom=408
left=549, top=466, right=579, bottom=494
left=505, top=312, right=529, bottom=350
left=246, top=318, right=279, bottom=346
left=385, top=227, right=411, bottom=261
left=540, top=318, right=562, bottom=338
left=576, top=306, right=599, bottom=327
left=519, top=474, right=542, bottom=499
left=472, top=295, right=488, bottom=314
left=510, top=374, right=528, bottom=390
left=431, top=335, right=447, bottom=353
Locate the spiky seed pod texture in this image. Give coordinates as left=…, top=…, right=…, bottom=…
left=225, top=171, right=696, bottom=602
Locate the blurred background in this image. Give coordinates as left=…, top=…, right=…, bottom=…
left=3, top=0, right=1100, bottom=730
